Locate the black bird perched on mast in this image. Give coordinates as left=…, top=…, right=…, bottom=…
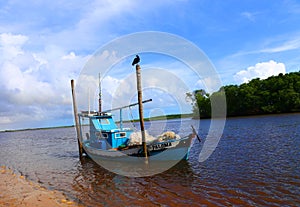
left=132, top=55, right=140, bottom=66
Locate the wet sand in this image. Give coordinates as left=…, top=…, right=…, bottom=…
left=0, top=166, right=80, bottom=207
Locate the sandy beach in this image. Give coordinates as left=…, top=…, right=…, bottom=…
left=0, top=165, right=81, bottom=207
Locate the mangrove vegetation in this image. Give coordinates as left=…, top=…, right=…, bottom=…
left=188, top=71, right=300, bottom=118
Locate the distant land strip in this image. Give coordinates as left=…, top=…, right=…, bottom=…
left=1, top=113, right=193, bottom=132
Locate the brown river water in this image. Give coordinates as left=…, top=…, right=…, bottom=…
left=0, top=113, right=299, bottom=206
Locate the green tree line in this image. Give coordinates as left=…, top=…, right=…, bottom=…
left=188, top=71, right=300, bottom=118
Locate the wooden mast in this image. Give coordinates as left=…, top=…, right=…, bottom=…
left=71, top=79, right=83, bottom=158
left=135, top=64, right=148, bottom=158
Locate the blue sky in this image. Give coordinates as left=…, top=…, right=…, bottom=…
left=0, top=0, right=300, bottom=130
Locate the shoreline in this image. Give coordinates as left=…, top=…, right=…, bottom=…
left=0, top=165, right=81, bottom=207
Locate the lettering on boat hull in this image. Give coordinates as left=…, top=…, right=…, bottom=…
left=150, top=142, right=172, bottom=151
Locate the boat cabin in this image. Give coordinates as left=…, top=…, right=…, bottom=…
left=79, top=112, right=133, bottom=150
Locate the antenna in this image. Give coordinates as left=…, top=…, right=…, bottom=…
left=98, top=73, right=102, bottom=112
left=88, top=87, right=90, bottom=116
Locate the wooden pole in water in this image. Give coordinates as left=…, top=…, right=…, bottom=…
left=136, top=64, right=148, bottom=158
left=71, top=79, right=83, bottom=158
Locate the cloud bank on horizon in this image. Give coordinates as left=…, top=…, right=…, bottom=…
left=0, top=0, right=300, bottom=130
left=234, top=60, right=286, bottom=83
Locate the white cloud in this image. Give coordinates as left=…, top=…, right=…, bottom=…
left=0, top=33, right=28, bottom=60
left=0, top=33, right=89, bottom=130
left=0, top=33, right=28, bottom=46
left=230, top=34, right=300, bottom=58
left=234, top=60, right=286, bottom=84
left=260, top=37, right=300, bottom=53
left=62, top=52, right=76, bottom=60
left=102, top=76, right=122, bottom=95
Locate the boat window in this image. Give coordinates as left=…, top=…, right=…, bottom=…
left=95, top=132, right=108, bottom=139
left=116, top=132, right=126, bottom=138
left=102, top=133, right=108, bottom=138
left=99, top=118, right=110, bottom=125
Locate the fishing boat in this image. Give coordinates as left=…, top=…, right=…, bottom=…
left=71, top=62, right=198, bottom=163
left=76, top=103, right=195, bottom=161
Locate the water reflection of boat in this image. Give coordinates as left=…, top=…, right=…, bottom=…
left=71, top=61, right=196, bottom=163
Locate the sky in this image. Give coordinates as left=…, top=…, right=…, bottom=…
left=0, top=0, right=300, bottom=130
